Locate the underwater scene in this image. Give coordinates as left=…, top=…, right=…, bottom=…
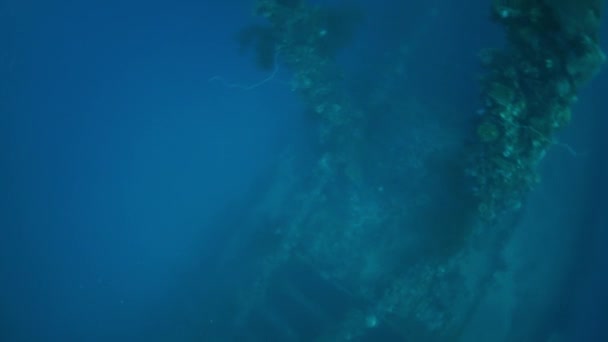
left=1, top=0, right=607, bottom=341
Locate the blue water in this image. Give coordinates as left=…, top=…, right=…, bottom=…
left=1, top=1, right=607, bottom=341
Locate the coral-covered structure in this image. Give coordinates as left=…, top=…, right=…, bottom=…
left=213, top=0, right=604, bottom=340
left=471, top=0, right=605, bottom=221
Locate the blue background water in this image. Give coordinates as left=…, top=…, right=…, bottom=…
left=0, top=0, right=606, bottom=341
